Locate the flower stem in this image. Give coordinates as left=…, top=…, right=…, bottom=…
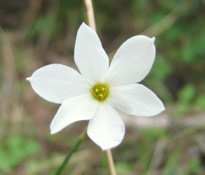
left=84, top=1, right=117, bottom=175
left=84, top=0, right=96, bottom=30
left=105, top=149, right=117, bottom=175
left=55, top=129, right=87, bottom=175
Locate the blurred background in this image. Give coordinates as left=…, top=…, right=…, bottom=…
left=0, top=0, right=205, bottom=174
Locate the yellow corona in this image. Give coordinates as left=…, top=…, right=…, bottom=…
left=92, top=83, right=109, bottom=101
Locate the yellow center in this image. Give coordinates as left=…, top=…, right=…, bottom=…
left=91, top=83, right=109, bottom=101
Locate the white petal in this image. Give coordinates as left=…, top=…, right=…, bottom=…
left=105, top=35, right=156, bottom=86
left=27, top=64, right=90, bottom=104
left=87, top=103, right=125, bottom=150
left=74, top=23, right=109, bottom=83
left=50, top=94, right=98, bottom=134
left=108, top=84, right=165, bottom=117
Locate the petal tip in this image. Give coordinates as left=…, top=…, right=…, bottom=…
left=81, top=22, right=89, bottom=29
left=100, top=142, right=121, bottom=151
left=151, top=37, right=156, bottom=43
left=155, top=103, right=165, bottom=116
left=50, top=124, right=58, bottom=135
left=162, top=104, right=166, bottom=112
left=100, top=145, right=111, bottom=151
left=81, top=22, right=86, bottom=27
left=154, top=100, right=165, bottom=116
left=101, top=147, right=108, bottom=151
left=50, top=128, right=57, bottom=135
left=26, top=77, right=32, bottom=81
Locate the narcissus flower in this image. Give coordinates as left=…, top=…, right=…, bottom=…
left=27, top=23, right=165, bottom=150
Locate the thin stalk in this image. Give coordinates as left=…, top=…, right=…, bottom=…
left=105, top=149, right=117, bottom=175
left=84, top=0, right=117, bottom=175
left=84, top=0, right=96, bottom=30
left=55, top=129, right=87, bottom=175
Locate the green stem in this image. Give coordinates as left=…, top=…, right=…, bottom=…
left=55, top=129, right=87, bottom=175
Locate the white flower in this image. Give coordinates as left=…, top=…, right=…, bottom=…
left=27, top=23, right=165, bottom=150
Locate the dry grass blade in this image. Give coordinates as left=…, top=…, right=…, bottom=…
left=0, top=28, right=16, bottom=116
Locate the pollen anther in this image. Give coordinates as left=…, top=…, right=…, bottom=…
left=91, top=83, right=109, bottom=101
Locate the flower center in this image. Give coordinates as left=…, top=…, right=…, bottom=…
left=91, top=83, right=109, bottom=101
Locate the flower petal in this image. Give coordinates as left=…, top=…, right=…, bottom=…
left=105, top=35, right=156, bottom=86
left=108, top=84, right=165, bottom=117
left=27, top=64, right=90, bottom=104
left=50, top=94, right=98, bottom=134
left=74, top=23, right=109, bottom=83
left=87, top=103, right=125, bottom=150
